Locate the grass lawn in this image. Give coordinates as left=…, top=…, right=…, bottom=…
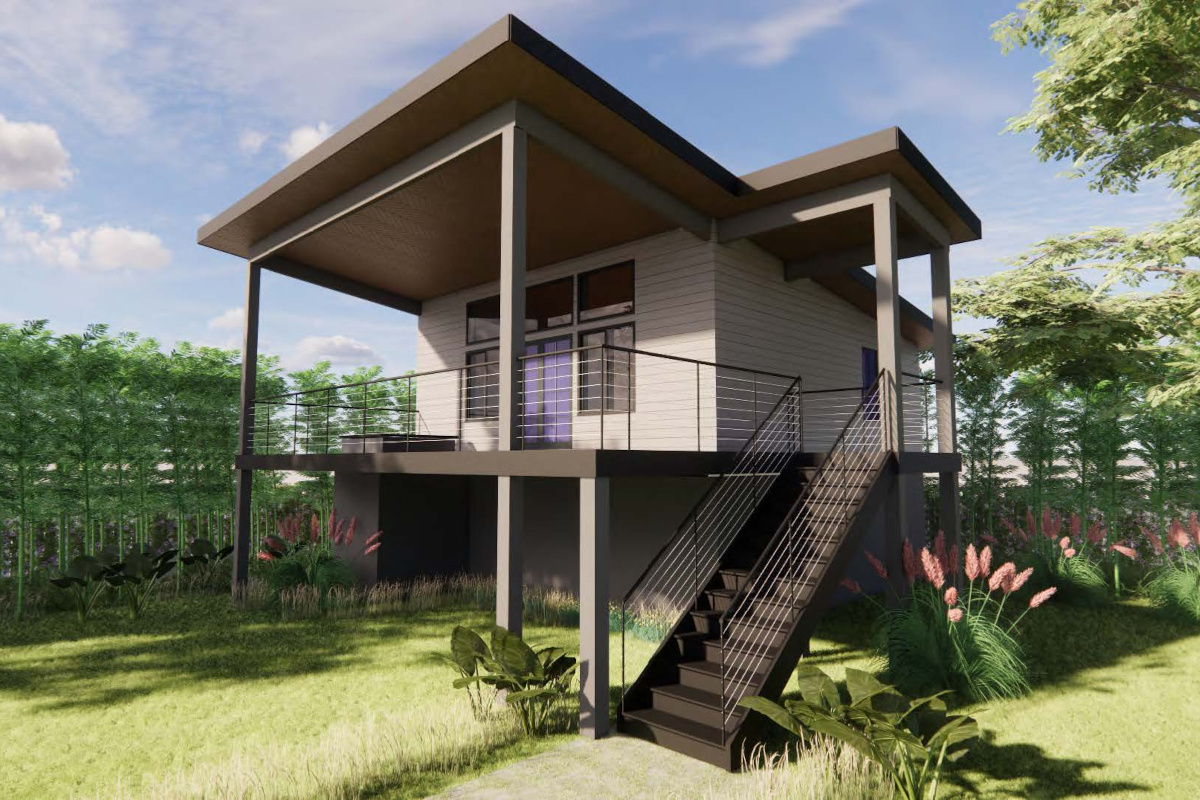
left=0, top=595, right=655, bottom=799
left=2, top=592, right=1198, bottom=798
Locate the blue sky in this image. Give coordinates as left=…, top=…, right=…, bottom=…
left=0, top=0, right=1181, bottom=376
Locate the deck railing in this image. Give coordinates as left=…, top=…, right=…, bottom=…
left=247, top=346, right=798, bottom=456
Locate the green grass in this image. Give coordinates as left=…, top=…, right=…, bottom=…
left=0, top=594, right=655, bottom=799
left=3, top=591, right=1200, bottom=798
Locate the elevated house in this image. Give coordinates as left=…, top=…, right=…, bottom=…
left=199, top=16, right=977, bottom=769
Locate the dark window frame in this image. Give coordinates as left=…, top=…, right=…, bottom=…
left=577, top=261, right=635, bottom=323
left=578, top=322, right=635, bottom=414
left=464, top=347, right=500, bottom=420
left=464, top=276, right=578, bottom=346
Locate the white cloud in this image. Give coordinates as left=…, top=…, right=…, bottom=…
left=0, top=205, right=170, bottom=272
left=0, top=115, right=73, bottom=192
left=208, top=306, right=245, bottom=331
left=644, top=0, right=868, bottom=67
left=845, top=37, right=1027, bottom=125
left=290, top=334, right=381, bottom=369
left=280, top=122, right=333, bottom=163
left=238, top=128, right=268, bottom=155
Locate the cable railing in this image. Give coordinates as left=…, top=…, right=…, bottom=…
left=516, top=344, right=796, bottom=452
left=248, top=363, right=500, bottom=455
left=717, top=371, right=890, bottom=735
left=619, top=371, right=803, bottom=711
left=800, top=371, right=939, bottom=453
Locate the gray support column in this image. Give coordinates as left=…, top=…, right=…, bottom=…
left=496, top=475, right=524, bottom=634
left=931, top=246, right=961, bottom=548
left=498, top=124, right=528, bottom=451
left=231, top=261, right=261, bottom=591
left=873, top=196, right=904, bottom=452
left=579, top=477, right=611, bottom=738
left=874, top=196, right=908, bottom=597
left=496, top=125, right=528, bottom=634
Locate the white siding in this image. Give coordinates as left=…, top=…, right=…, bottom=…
left=713, top=239, right=922, bottom=450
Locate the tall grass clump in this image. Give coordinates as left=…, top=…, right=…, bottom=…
left=1002, top=510, right=1109, bottom=604
left=1145, top=516, right=1200, bottom=623
left=612, top=597, right=683, bottom=643
left=857, top=534, right=1057, bottom=702
left=697, top=739, right=892, bottom=800
left=134, top=703, right=526, bottom=800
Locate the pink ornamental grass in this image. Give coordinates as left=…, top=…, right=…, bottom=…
left=921, top=547, right=946, bottom=589
left=1087, top=521, right=1105, bottom=545
left=1070, top=513, right=1082, bottom=540
left=948, top=544, right=960, bottom=576
left=1029, top=587, right=1057, bottom=608
left=902, top=540, right=920, bottom=585
left=363, top=530, right=383, bottom=556
left=979, top=545, right=993, bottom=579
left=947, top=607, right=964, bottom=623
left=1059, top=536, right=1071, bottom=551
left=1169, top=519, right=1191, bottom=550
left=981, top=532, right=999, bottom=545
left=1189, top=512, right=1200, bottom=547
left=1010, top=567, right=1033, bottom=593
left=1111, top=543, right=1138, bottom=559
left=965, top=544, right=980, bottom=581
left=944, top=586, right=958, bottom=606
left=1144, top=526, right=1163, bottom=555
left=1064, top=547, right=1076, bottom=558
left=840, top=578, right=862, bottom=594
left=934, top=531, right=949, bottom=571
left=865, top=550, right=888, bottom=579
left=988, top=562, right=1015, bottom=593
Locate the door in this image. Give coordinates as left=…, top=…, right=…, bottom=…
left=522, top=337, right=572, bottom=447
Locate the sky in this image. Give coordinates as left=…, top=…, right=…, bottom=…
left=0, top=0, right=1183, bottom=376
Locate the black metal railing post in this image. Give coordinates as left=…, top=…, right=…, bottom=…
left=325, top=387, right=332, bottom=455
left=695, top=362, right=701, bottom=452
left=600, top=346, right=606, bottom=450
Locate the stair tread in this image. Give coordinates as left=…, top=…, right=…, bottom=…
left=622, top=707, right=726, bottom=747
left=679, top=659, right=769, bottom=682
left=652, top=682, right=726, bottom=709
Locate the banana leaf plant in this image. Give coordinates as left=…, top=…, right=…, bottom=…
left=104, top=548, right=178, bottom=619
left=442, top=625, right=578, bottom=734
left=49, top=551, right=118, bottom=623
left=739, top=663, right=979, bottom=800
left=179, top=537, right=234, bottom=583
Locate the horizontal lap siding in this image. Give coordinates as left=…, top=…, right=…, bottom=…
left=713, top=240, right=921, bottom=451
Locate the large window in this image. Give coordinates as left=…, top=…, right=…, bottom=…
left=465, top=348, right=499, bottom=419
left=579, top=324, right=634, bottom=412
left=466, top=296, right=501, bottom=344
left=466, top=277, right=575, bottom=344
left=578, top=262, right=634, bottom=322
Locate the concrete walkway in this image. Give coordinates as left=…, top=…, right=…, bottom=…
left=431, top=735, right=734, bottom=799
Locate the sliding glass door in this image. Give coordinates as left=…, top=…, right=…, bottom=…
left=521, top=337, right=572, bottom=447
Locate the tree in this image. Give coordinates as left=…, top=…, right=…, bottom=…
left=0, top=322, right=58, bottom=619
left=1008, top=372, right=1070, bottom=526
left=988, top=1, right=1200, bottom=403
left=956, top=342, right=1012, bottom=538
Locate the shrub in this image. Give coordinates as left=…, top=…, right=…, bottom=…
left=1145, top=517, right=1200, bottom=623
left=48, top=553, right=114, bottom=623
left=859, top=536, right=1057, bottom=702
left=258, top=508, right=370, bottom=602
left=441, top=624, right=577, bottom=735
left=104, top=547, right=178, bottom=619
left=740, top=663, right=978, bottom=800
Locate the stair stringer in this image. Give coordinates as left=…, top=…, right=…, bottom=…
left=618, top=455, right=808, bottom=715
left=721, top=455, right=897, bottom=770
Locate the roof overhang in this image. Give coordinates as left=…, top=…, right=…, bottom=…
left=198, top=14, right=978, bottom=342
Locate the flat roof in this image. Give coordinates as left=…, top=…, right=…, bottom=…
left=198, top=14, right=976, bottom=343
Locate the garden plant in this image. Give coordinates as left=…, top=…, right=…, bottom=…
left=740, top=662, right=979, bottom=800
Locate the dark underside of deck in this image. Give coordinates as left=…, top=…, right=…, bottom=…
left=236, top=449, right=960, bottom=479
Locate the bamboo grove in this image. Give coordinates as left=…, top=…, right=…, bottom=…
left=0, top=320, right=413, bottom=619
left=954, top=342, right=1200, bottom=544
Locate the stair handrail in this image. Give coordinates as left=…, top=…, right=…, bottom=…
left=717, top=370, right=890, bottom=733
left=619, top=371, right=804, bottom=709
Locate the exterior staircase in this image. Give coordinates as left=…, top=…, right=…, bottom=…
left=617, top=373, right=894, bottom=769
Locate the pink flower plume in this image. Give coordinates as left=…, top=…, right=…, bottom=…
left=1029, top=587, right=1057, bottom=608
left=947, top=607, right=964, bottom=623
left=920, top=547, right=946, bottom=589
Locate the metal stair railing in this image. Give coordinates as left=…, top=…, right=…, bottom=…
left=717, top=371, right=890, bottom=734
left=619, top=372, right=804, bottom=709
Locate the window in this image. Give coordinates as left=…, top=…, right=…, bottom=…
left=579, top=324, right=634, bottom=412
left=525, top=277, right=573, bottom=332
left=466, top=296, right=501, bottom=344
left=578, top=261, right=634, bottom=322
left=861, top=346, right=879, bottom=420
left=466, top=278, right=574, bottom=344
left=465, top=348, right=499, bottom=419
